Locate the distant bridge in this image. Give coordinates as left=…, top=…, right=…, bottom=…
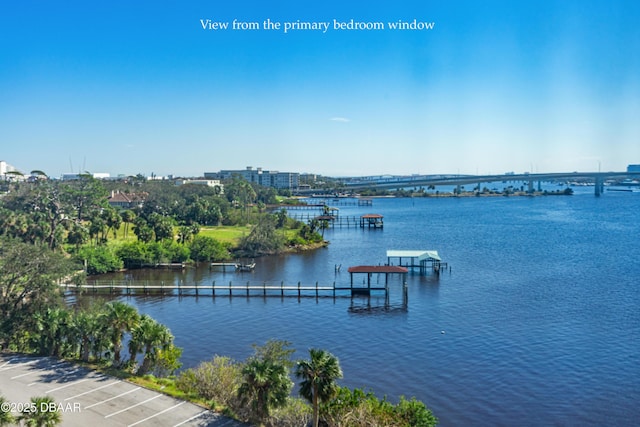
left=341, top=171, right=640, bottom=196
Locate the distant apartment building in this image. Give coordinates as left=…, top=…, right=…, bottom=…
left=627, top=164, right=640, bottom=173
left=205, top=166, right=299, bottom=190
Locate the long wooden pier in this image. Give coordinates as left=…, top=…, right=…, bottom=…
left=61, top=280, right=391, bottom=298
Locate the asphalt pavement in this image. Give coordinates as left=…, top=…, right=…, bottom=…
left=0, top=354, right=247, bottom=427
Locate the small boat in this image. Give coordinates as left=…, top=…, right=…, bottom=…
left=235, top=262, right=256, bottom=272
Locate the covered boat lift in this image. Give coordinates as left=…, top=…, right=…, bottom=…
left=386, top=250, right=446, bottom=275
left=345, top=265, right=409, bottom=305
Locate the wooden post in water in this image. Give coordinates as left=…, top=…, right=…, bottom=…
left=298, top=281, right=301, bottom=298
left=246, top=281, right=250, bottom=297
left=281, top=281, right=284, bottom=297
left=229, top=281, right=233, bottom=297
left=212, top=281, right=215, bottom=296
left=403, top=282, right=408, bottom=306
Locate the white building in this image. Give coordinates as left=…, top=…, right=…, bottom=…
left=175, top=179, right=224, bottom=194
left=206, top=166, right=299, bottom=190
left=0, top=160, right=23, bottom=181
left=61, top=172, right=110, bottom=180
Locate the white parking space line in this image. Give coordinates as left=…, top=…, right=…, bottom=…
left=28, top=367, right=84, bottom=386
left=11, top=361, right=67, bottom=380
left=105, top=395, right=162, bottom=418
left=45, top=378, right=91, bottom=393
left=127, top=401, right=186, bottom=427
left=172, top=410, right=210, bottom=427
left=0, top=356, right=26, bottom=368
left=63, top=380, right=122, bottom=401
left=11, top=363, right=61, bottom=380
left=0, top=358, right=38, bottom=371
left=84, top=387, right=141, bottom=409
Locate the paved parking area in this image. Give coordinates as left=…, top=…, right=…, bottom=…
left=0, top=354, right=247, bottom=427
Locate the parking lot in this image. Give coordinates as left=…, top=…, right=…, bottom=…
left=0, top=354, right=246, bottom=426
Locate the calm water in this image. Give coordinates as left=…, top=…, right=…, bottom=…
left=84, top=189, right=640, bottom=426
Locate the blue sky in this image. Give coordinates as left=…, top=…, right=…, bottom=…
left=1, top=0, right=639, bottom=178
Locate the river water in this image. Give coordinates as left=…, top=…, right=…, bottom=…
left=81, top=188, right=640, bottom=426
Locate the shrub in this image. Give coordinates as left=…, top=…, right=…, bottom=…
left=176, top=356, right=243, bottom=409
left=76, top=246, right=123, bottom=275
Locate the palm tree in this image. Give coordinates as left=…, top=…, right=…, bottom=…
left=104, top=301, right=139, bottom=366
left=238, top=358, right=292, bottom=425
left=120, top=210, right=136, bottom=238
left=0, top=395, right=16, bottom=426
left=33, top=308, right=71, bottom=357
left=295, top=348, right=343, bottom=427
left=73, top=309, right=103, bottom=362
left=19, top=396, right=62, bottom=427
left=130, top=314, right=173, bottom=374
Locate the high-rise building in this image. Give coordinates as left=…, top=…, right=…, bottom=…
left=205, top=166, right=299, bottom=190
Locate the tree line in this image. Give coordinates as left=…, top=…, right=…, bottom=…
left=0, top=175, right=325, bottom=275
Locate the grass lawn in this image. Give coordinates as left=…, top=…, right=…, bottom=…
left=198, top=225, right=251, bottom=245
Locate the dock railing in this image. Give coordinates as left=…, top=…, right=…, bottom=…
left=61, top=279, right=393, bottom=298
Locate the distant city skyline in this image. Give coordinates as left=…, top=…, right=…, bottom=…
left=2, top=1, right=639, bottom=178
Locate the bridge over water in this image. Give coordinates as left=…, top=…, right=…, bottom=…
left=341, top=171, right=640, bottom=196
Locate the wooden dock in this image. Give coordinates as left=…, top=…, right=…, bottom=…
left=61, top=280, right=391, bottom=298
left=289, top=214, right=373, bottom=228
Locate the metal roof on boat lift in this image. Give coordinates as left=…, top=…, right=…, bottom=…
left=386, top=250, right=441, bottom=261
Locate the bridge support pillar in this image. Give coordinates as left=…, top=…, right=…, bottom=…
left=594, top=176, right=604, bottom=196
left=528, top=180, right=534, bottom=193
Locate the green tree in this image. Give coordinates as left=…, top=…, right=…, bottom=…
left=120, top=209, right=137, bottom=238
left=64, top=174, right=108, bottom=221
left=0, top=395, right=16, bottom=426
left=19, top=396, right=62, bottom=427
left=66, top=222, right=89, bottom=249
left=104, top=301, right=140, bottom=366
left=102, top=206, right=122, bottom=240
left=189, top=235, right=229, bottom=262
left=152, top=343, right=183, bottom=377
left=295, top=348, right=343, bottom=427
left=148, top=213, right=175, bottom=242
left=276, top=208, right=288, bottom=228
left=75, top=246, right=123, bottom=275
left=130, top=314, right=174, bottom=375
left=238, top=358, right=292, bottom=425
left=225, top=178, right=257, bottom=223
left=32, top=307, right=72, bottom=357
left=133, top=218, right=154, bottom=243
left=73, top=308, right=104, bottom=362
left=88, top=212, right=106, bottom=245
left=0, top=239, right=80, bottom=350
left=237, top=215, right=284, bottom=257
left=116, top=241, right=152, bottom=267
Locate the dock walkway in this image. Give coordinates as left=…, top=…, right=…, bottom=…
left=62, top=280, right=390, bottom=298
